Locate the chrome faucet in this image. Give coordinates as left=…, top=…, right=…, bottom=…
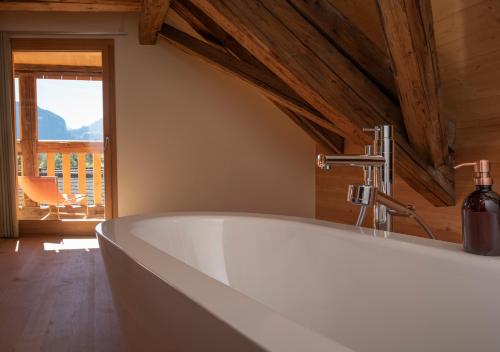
left=317, top=125, right=436, bottom=239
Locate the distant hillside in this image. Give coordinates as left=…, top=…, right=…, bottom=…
left=15, top=102, right=103, bottom=141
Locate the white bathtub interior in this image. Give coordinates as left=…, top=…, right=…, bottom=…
left=123, top=215, right=500, bottom=352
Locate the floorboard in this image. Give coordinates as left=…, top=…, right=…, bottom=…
left=0, top=236, right=123, bottom=352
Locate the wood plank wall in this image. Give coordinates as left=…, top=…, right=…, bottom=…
left=316, top=0, right=500, bottom=243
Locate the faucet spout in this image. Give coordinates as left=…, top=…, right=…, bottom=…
left=316, top=154, right=385, bottom=170
left=375, top=192, right=436, bottom=239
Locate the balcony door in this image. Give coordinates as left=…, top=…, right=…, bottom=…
left=11, top=39, right=117, bottom=235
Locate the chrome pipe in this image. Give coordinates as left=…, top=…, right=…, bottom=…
left=373, top=125, right=393, bottom=232
left=356, top=206, right=368, bottom=227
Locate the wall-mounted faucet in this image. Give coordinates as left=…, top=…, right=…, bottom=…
left=317, top=125, right=436, bottom=239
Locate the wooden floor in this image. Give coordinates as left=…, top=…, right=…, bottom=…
left=0, top=236, right=123, bottom=352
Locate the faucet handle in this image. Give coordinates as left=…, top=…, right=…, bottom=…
left=363, top=127, right=380, bottom=141
left=363, top=126, right=393, bottom=140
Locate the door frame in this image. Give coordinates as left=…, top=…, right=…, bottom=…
left=10, top=38, right=118, bottom=235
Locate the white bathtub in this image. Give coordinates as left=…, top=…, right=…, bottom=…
left=97, top=213, right=500, bottom=352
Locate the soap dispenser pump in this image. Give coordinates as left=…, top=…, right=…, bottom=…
left=455, top=160, right=500, bottom=255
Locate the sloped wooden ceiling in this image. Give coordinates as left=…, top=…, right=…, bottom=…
left=0, top=0, right=455, bottom=206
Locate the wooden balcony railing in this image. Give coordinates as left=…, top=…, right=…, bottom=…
left=16, top=140, right=104, bottom=209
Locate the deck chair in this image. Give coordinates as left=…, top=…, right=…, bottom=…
left=18, top=176, right=88, bottom=219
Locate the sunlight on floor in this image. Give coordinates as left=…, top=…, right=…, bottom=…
left=43, top=238, right=99, bottom=252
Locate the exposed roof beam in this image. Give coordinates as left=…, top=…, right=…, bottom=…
left=172, top=0, right=263, bottom=67
left=190, top=0, right=454, bottom=206
left=139, top=0, right=172, bottom=44
left=0, top=1, right=142, bottom=12
left=287, top=0, right=397, bottom=101
left=160, top=24, right=345, bottom=142
left=171, top=0, right=344, bottom=152
left=376, top=0, right=449, bottom=169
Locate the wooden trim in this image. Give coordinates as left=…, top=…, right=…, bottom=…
left=17, top=141, right=103, bottom=154
left=19, top=220, right=101, bottom=237
left=15, top=64, right=102, bottom=74
left=0, top=1, right=142, bottom=13
left=93, top=154, right=103, bottom=206
left=139, top=0, right=172, bottom=44
left=15, top=63, right=103, bottom=80
left=11, top=38, right=118, bottom=236
left=37, top=141, right=103, bottom=153
left=16, top=73, right=102, bottom=81
left=100, top=40, right=118, bottom=219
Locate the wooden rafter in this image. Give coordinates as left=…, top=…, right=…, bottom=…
left=171, top=0, right=344, bottom=152
left=190, top=0, right=454, bottom=206
left=139, top=0, right=172, bottom=44
left=172, top=0, right=262, bottom=67
left=0, top=1, right=142, bottom=12
left=287, top=0, right=397, bottom=100
left=376, top=0, right=449, bottom=168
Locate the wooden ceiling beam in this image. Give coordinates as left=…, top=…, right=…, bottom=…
left=139, top=0, right=172, bottom=44
left=287, top=0, right=397, bottom=101
left=0, top=1, right=142, bottom=12
left=172, top=0, right=262, bottom=68
left=376, top=0, right=449, bottom=169
left=171, top=0, right=344, bottom=152
left=190, top=0, right=454, bottom=206
left=160, top=24, right=345, bottom=144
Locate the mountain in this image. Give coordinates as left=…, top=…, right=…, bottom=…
left=15, top=102, right=103, bottom=141
left=68, top=119, right=103, bottom=140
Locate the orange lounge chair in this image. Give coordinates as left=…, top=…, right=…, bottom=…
left=18, top=176, right=87, bottom=219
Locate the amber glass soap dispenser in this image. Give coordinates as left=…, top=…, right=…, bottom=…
left=455, top=160, right=500, bottom=255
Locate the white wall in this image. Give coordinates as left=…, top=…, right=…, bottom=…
left=0, top=12, right=316, bottom=217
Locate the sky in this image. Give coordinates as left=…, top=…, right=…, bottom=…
left=15, top=78, right=103, bottom=129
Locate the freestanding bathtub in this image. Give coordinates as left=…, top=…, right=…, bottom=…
left=97, top=213, right=500, bottom=352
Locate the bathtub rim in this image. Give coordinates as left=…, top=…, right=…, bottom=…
left=96, top=212, right=486, bottom=352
